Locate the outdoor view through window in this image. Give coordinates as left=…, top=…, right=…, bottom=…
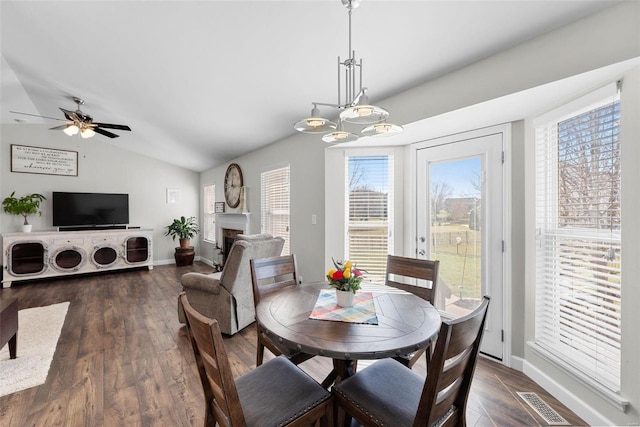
left=430, top=157, right=482, bottom=317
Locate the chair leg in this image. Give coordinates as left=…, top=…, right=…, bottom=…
left=322, top=399, right=333, bottom=427
left=256, top=341, right=265, bottom=366
left=335, top=399, right=345, bottom=427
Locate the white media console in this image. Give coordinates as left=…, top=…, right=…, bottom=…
left=1, top=228, right=153, bottom=288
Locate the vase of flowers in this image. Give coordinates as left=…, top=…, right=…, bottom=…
left=327, top=258, right=363, bottom=307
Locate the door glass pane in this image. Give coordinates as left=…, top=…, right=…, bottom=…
left=429, top=157, right=482, bottom=317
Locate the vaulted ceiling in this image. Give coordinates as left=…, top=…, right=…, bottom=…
left=0, top=1, right=620, bottom=172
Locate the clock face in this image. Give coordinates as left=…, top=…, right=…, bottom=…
left=224, top=163, right=243, bottom=208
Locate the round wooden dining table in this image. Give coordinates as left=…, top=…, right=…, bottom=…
left=255, top=281, right=441, bottom=388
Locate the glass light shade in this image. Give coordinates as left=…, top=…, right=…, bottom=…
left=63, top=124, right=79, bottom=136
left=361, top=122, right=403, bottom=137
left=340, top=104, right=389, bottom=124
left=322, top=130, right=359, bottom=143
left=294, top=105, right=337, bottom=134
left=80, top=127, right=96, bottom=138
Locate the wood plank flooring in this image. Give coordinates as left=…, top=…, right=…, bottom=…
left=0, top=263, right=587, bottom=426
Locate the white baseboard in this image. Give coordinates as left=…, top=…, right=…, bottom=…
left=522, top=360, right=615, bottom=427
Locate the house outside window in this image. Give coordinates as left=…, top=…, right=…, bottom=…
left=534, top=85, right=621, bottom=392
left=345, top=155, right=394, bottom=283
left=203, top=184, right=216, bottom=243
left=261, top=165, right=290, bottom=255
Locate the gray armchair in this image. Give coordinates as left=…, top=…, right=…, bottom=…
left=177, top=233, right=285, bottom=335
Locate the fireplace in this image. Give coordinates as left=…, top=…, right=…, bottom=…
left=222, top=228, right=242, bottom=263
left=216, top=213, right=251, bottom=265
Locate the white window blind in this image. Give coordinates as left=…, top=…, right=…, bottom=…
left=203, top=184, right=216, bottom=242
left=346, top=155, right=393, bottom=283
left=261, top=165, right=290, bottom=255
left=534, top=86, right=621, bottom=392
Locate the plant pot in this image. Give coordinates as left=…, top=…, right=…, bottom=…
left=179, top=238, right=191, bottom=249
left=336, top=290, right=355, bottom=308
left=22, top=224, right=32, bottom=233
left=175, top=246, right=195, bottom=266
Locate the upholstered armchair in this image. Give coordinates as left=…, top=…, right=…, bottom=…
left=177, top=233, right=285, bottom=335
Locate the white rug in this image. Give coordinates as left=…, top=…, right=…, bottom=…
left=0, top=302, right=69, bottom=397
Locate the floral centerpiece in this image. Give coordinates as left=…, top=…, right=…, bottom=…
left=327, top=259, right=363, bottom=294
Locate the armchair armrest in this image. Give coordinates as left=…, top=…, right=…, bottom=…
left=181, top=272, right=224, bottom=295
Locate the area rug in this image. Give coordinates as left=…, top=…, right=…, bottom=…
left=0, top=301, right=69, bottom=397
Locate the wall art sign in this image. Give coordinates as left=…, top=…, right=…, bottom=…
left=11, top=144, right=78, bottom=176
left=166, top=188, right=180, bottom=204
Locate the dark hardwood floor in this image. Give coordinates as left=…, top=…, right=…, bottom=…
left=0, top=263, right=587, bottom=426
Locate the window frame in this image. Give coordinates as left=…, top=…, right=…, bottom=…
left=532, top=82, right=622, bottom=396
left=344, top=154, right=394, bottom=283
left=202, top=184, right=216, bottom=243
left=261, top=164, right=291, bottom=255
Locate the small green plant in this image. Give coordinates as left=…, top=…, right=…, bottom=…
left=165, top=216, right=199, bottom=248
left=2, top=191, right=46, bottom=225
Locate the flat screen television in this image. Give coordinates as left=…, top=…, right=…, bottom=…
left=53, top=192, right=129, bottom=228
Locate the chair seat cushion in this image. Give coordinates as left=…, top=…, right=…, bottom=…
left=236, top=356, right=330, bottom=427
left=333, top=358, right=423, bottom=426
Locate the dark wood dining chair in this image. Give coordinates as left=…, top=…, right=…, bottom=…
left=332, top=296, right=490, bottom=427
left=250, top=254, right=315, bottom=366
left=385, top=254, right=440, bottom=368
left=179, top=292, right=333, bottom=427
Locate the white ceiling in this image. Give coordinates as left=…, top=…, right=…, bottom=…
left=0, top=0, right=622, bottom=172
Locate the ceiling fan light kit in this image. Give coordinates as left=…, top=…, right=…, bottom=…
left=294, top=0, right=402, bottom=143
left=11, top=96, right=132, bottom=139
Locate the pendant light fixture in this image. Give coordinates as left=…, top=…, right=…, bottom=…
left=294, top=0, right=402, bottom=143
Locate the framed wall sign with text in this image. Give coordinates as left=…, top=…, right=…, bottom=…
left=11, top=144, right=78, bottom=176
left=215, top=202, right=225, bottom=213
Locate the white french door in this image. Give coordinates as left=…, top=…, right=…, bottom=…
left=416, top=131, right=504, bottom=360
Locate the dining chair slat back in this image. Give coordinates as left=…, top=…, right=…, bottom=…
left=250, top=254, right=315, bottom=366
left=417, top=296, right=490, bottom=426
left=179, top=292, right=333, bottom=427
left=385, top=255, right=439, bottom=303
left=332, top=296, right=490, bottom=427
left=250, top=254, right=299, bottom=306
left=385, top=254, right=440, bottom=368
left=179, top=292, right=245, bottom=427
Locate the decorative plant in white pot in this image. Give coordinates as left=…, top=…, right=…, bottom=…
left=2, top=191, right=46, bottom=232
left=326, top=258, right=364, bottom=307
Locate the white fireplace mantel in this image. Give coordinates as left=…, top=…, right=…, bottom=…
left=216, top=213, right=251, bottom=242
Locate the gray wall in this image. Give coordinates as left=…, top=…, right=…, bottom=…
left=0, top=124, right=200, bottom=263
left=199, top=133, right=327, bottom=283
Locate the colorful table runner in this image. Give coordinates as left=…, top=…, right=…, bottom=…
left=309, top=289, right=378, bottom=325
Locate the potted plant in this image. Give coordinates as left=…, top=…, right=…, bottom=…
left=2, top=191, right=46, bottom=232
left=326, top=258, right=364, bottom=307
left=165, top=216, right=199, bottom=249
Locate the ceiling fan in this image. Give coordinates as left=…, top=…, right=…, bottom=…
left=10, top=97, right=131, bottom=138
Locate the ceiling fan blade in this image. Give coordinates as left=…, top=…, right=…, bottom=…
left=10, top=111, right=67, bottom=122
left=93, top=127, right=120, bottom=138
left=49, top=124, right=70, bottom=130
left=59, top=107, right=78, bottom=122
left=92, top=122, right=131, bottom=131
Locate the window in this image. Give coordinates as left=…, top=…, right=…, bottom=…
left=203, top=184, right=216, bottom=242
left=261, top=165, right=290, bottom=254
left=346, top=155, right=394, bottom=283
left=534, top=85, right=621, bottom=392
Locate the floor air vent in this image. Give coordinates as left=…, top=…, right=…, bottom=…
left=517, top=392, right=569, bottom=425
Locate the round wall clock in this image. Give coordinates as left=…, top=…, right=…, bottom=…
left=224, top=163, right=243, bottom=208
